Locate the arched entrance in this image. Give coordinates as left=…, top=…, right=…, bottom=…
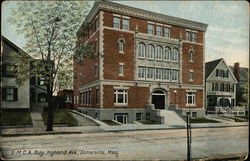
left=152, top=89, right=166, bottom=109
left=218, top=98, right=231, bottom=107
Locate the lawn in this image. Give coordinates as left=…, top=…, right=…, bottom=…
left=222, top=116, right=248, bottom=122
left=139, top=120, right=160, bottom=125
left=235, top=115, right=249, bottom=120
left=42, top=109, right=78, bottom=126
left=1, top=112, right=32, bottom=126
left=102, top=120, right=121, bottom=126
left=190, top=118, right=221, bottom=123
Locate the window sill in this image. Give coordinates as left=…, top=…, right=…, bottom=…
left=186, top=104, right=196, bottom=107
left=189, top=79, right=193, bottom=82
left=119, top=51, right=124, bottom=54
left=189, top=60, right=194, bottom=62
left=119, top=74, right=124, bottom=77
left=114, top=103, right=128, bottom=107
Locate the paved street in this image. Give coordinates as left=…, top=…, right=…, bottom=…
left=1, top=126, right=248, bottom=160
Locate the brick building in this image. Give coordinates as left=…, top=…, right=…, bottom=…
left=73, top=1, right=208, bottom=124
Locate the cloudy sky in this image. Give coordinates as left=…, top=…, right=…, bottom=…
left=2, top=1, right=249, bottom=67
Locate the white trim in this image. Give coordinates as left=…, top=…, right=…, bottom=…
left=113, top=13, right=121, bottom=17
left=156, top=23, right=163, bottom=26
left=182, top=41, right=204, bottom=46
left=103, top=26, right=134, bottom=34
left=163, top=24, right=171, bottom=28
left=147, top=21, right=155, bottom=24
left=123, top=15, right=130, bottom=19
left=185, top=90, right=197, bottom=92
left=113, top=86, right=130, bottom=90
left=189, top=69, right=194, bottom=72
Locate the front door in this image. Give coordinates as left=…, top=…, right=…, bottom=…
left=152, top=89, right=165, bottom=109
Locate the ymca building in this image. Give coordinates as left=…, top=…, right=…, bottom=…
left=73, top=1, right=208, bottom=124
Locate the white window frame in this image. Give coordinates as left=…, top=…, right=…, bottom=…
left=164, top=27, right=170, bottom=38
left=155, top=68, right=162, bottom=80
left=113, top=16, right=120, bottom=29
left=155, top=46, right=163, bottom=60
left=118, top=39, right=125, bottom=54
left=114, top=89, right=128, bottom=106
left=189, top=50, right=194, bottom=62
left=171, top=48, right=179, bottom=62
left=186, top=31, right=191, bottom=41
left=119, top=63, right=124, bottom=76
left=147, top=44, right=154, bottom=59
left=186, top=92, right=196, bottom=106
left=147, top=67, right=154, bottom=79
left=189, top=70, right=193, bottom=82
left=147, top=24, right=154, bottom=35
left=138, top=66, right=146, bottom=79
left=138, top=43, right=146, bottom=58
left=171, top=70, right=178, bottom=81
left=192, top=32, right=197, bottom=42
left=163, top=47, right=171, bottom=61
left=156, top=26, right=162, bottom=36
left=163, top=69, right=171, bottom=80
left=122, top=18, right=129, bottom=30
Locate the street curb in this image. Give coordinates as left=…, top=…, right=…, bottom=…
left=1, top=131, right=82, bottom=137
left=103, top=124, right=248, bottom=132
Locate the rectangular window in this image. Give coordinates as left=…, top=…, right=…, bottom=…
left=114, top=89, right=128, bottom=105
left=156, top=26, right=162, bottom=36
left=113, top=17, right=120, bottom=29
left=192, top=32, right=197, bottom=42
left=186, top=92, right=196, bottom=106
left=212, top=83, right=215, bottom=91
left=192, top=112, right=197, bottom=118
left=95, top=64, right=98, bottom=77
left=80, top=92, right=83, bottom=105
left=3, top=64, right=16, bottom=77
left=122, top=18, right=129, bottom=30
left=171, top=70, right=178, bottom=81
left=186, top=31, right=191, bottom=41
left=164, top=27, right=170, bottom=38
left=189, top=71, right=193, bottom=81
left=155, top=68, right=162, bottom=80
left=147, top=67, right=154, bottom=79
left=119, top=63, right=124, bottom=76
left=2, top=88, right=18, bottom=101
left=163, top=69, right=171, bottom=80
left=136, top=113, right=142, bottom=121
left=38, top=77, right=45, bottom=86
left=147, top=24, right=154, bottom=35
left=138, top=66, right=146, bottom=78
left=96, top=89, right=100, bottom=105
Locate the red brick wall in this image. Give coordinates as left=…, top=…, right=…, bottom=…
left=182, top=42, right=204, bottom=85
left=103, top=29, right=135, bottom=80
left=169, top=88, right=203, bottom=109
left=103, top=85, right=149, bottom=109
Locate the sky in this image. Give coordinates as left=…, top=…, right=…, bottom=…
left=1, top=1, right=249, bottom=68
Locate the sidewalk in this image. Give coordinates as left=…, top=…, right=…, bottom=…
left=2, top=121, right=247, bottom=137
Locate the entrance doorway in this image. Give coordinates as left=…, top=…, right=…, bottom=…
left=114, top=113, right=128, bottom=124
left=152, top=89, right=165, bottom=109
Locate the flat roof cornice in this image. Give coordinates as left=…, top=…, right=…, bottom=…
left=79, top=1, right=208, bottom=33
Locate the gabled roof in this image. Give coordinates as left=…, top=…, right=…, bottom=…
left=205, top=58, right=223, bottom=79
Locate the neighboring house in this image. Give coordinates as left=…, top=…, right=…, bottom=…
left=229, top=63, right=248, bottom=107
left=205, top=58, right=238, bottom=113
left=1, top=36, right=47, bottom=112
left=73, top=1, right=208, bottom=124
left=57, top=89, right=74, bottom=109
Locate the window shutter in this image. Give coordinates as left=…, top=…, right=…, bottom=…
left=2, top=88, right=6, bottom=101
left=14, top=88, right=18, bottom=101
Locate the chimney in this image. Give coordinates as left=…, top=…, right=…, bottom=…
left=234, top=62, right=240, bottom=81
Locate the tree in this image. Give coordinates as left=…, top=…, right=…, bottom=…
left=9, top=1, right=94, bottom=131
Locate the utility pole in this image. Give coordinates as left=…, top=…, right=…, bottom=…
left=186, top=114, right=191, bottom=161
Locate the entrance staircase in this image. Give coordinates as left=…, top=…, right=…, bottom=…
left=157, top=110, right=186, bottom=126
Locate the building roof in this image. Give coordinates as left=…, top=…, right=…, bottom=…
left=205, top=58, right=223, bottom=79
left=77, top=1, right=208, bottom=35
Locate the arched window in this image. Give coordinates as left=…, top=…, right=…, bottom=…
left=118, top=39, right=125, bottom=53
left=163, top=47, right=171, bottom=61
left=156, top=46, right=163, bottom=60
left=138, top=43, right=146, bottom=58
left=171, top=48, right=179, bottom=62
left=189, top=50, right=194, bottom=61
left=147, top=44, right=154, bottom=59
